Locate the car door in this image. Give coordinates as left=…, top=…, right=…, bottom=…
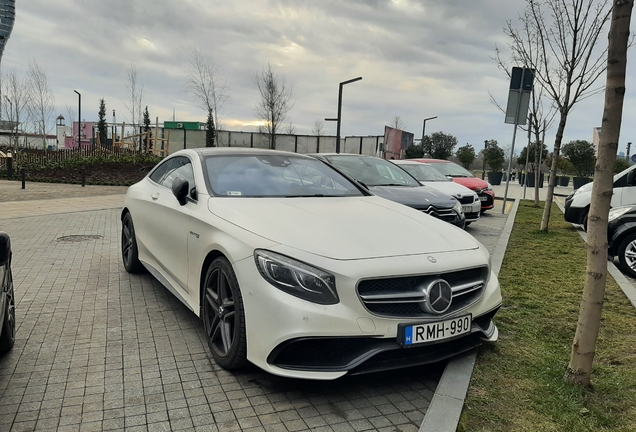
left=617, top=169, right=636, bottom=207
left=141, top=156, right=196, bottom=293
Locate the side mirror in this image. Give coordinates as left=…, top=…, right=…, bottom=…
left=446, top=175, right=454, bottom=181
left=0, top=232, right=11, bottom=267
left=171, top=177, right=190, bottom=206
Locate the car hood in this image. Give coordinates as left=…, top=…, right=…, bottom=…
left=419, top=181, right=476, bottom=198
left=367, top=186, right=457, bottom=209
left=452, top=177, right=489, bottom=191
left=207, top=196, right=477, bottom=260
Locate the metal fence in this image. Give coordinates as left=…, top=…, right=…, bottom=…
left=0, top=131, right=385, bottom=178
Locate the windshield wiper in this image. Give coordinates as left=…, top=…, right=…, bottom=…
left=374, top=183, right=410, bottom=187
left=285, top=194, right=328, bottom=197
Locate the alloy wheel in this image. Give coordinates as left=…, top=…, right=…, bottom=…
left=122, top=220, right=134, bottom=267
left=204, top=267, right=236, bottom=358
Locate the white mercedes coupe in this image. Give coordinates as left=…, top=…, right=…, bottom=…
left=121, top=148, right=501, bottom=380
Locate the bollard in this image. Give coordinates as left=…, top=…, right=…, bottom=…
left=6, top=157, right=13, bottom=180
left=21, top=168, right=25, bottom=189
left=81, top=166, right=86, bottom=187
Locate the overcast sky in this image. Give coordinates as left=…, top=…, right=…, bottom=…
left=3, top=0, right=634, bottom=153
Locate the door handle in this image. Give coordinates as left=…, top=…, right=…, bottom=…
left=151, top=193, right=160, bottom=201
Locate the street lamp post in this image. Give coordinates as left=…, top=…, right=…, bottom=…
left=482, top=140, right=488, bottom=180
left=421, top=116, right=437, bottom=152
left=73, top=90, right=81, bottom=150
left=330, top=77, right=362, bottom=153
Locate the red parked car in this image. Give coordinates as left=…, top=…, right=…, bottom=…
left=412, top=159, right=495, bottom=213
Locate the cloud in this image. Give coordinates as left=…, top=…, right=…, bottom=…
left=2, top=0, right=627, bottom=153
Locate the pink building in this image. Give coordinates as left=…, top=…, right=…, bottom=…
left=64, top=121, right=96, bottom=149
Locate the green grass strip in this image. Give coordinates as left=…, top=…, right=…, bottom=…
left=460, top=201, right=636, bottom=432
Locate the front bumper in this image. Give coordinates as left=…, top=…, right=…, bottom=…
left=478, top=190, right=495, bottom=211
left=267, top=307, right=499, bottom=375
left=563, top=196, right=585, bottom=224
left=233, top=248, right=502, bottom=380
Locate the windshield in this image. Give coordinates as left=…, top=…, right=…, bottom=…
left=397, top=163, right=450, bottom=182
left=204, top=154, right=364, bottom=197
left=325, top=155, right=421, bottom=187
left=427, top=161, right=475, bottom=178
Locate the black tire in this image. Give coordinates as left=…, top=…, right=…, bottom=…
left=0, top=265, right=15, bottom=355
left=201, top=257, right=248, bottom=370
left=121, top=212, right=145, bottom=274
left=580, top=207, right=590, bottom=232
left=618, top=232, right=636, bottom=278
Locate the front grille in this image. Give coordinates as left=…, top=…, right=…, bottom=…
left=357, top=267, right=488, bottom=319
left=457, top=196, right=474, bottom=204
left=422, top=206, right=457, bottom=223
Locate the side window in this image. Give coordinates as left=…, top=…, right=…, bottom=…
left=149, top=159, right=172, bottom=184
left=159, top=158, right=195, bottom=193
left=150, top=157, right=196, bottom=199
left=614, top=174, right=627, bottom=188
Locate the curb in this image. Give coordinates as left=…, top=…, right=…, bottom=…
left=419, top=198, right=521, bottom=432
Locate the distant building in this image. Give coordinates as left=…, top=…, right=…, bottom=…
left=0, top=0, right=15, bottom=65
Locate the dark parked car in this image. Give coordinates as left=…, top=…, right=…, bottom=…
left=0, top=231, right=15, bottom=355
left=607, top=205, right=636, bottom=277
left=311, top=154, right=466, bottom=228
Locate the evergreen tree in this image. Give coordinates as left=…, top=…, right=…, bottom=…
left=143, top=106, right=151, bottom=152
left=97, top=99, right=107, bottom=147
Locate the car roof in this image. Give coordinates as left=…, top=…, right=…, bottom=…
left=392, top=160, right=429, bottom=165
left=413, top=158, right=450, bottom=163
left=192, top=147, right=314, bottom=159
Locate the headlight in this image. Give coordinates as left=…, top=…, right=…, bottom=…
left=453, top=200, right=463, bottom=215
left=254, top=250, right=339, bottom=305
left=608, top=207, right=631, bottom=222
left=486, top=183, right=493, bottom=191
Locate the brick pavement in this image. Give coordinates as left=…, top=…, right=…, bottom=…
left=0, top=180, right=459, bottom=432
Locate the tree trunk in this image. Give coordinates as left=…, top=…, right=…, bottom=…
left=565, top=0, right=632, bottom=387
left=533, top=115, right=542, bottom=207
left=540, top=107, right=568, bottom=231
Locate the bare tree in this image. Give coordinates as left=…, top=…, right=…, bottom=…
left=312, top=120, right=325, bottom=136
left=125, top=63, right=144, bottom=147
left=283, top=122, right=296, bottom=135
left=390, top=116, right=404, bottom=130
left=566, top=0, right=633, bottom=387
left=25, top=61, right=55, bottom=149
left=505, top=0, right=612, bottom=231
left=254, top=63, right=294, bottom=149
left=2, top=70, right=29, bottom=148
left=184, top=48, right=229, bottom=132
left=491, top=42, right=557, bottom=207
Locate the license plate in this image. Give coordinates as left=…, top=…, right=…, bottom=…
left=479, top=196, right=488, bottom=201
left=462, top=206, right=472, bottom=213
left=401, top=315, right=472, bottom=346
